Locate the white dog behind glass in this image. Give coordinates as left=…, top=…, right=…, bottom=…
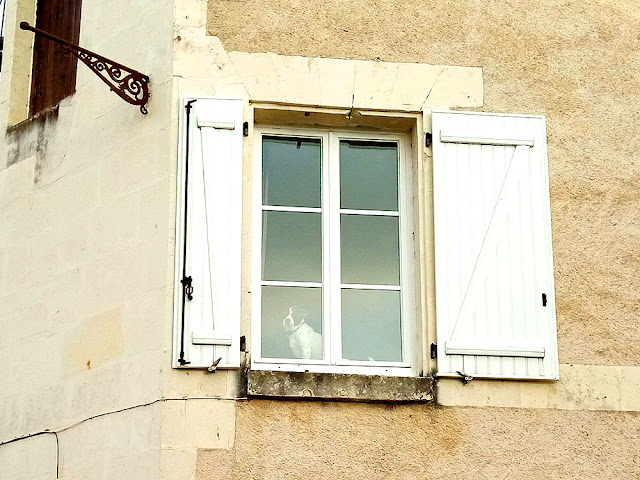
left=282, top=307, right=322, bottom=359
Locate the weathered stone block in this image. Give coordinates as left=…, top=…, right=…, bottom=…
left=248, top=370, right=435, bottom=402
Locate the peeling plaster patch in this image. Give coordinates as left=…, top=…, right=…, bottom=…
left=65, top=305, right=125, bottom=371
left=5, top=105, right=59, bottom=171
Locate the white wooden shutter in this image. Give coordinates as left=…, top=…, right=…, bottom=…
left=174, top=98, right=243, bottom=368
left=432, top=110, right=559, bottom=380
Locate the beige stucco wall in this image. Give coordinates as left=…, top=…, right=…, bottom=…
left=196, top=400, right=640, bottom=480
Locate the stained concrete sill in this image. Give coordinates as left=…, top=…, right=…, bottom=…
left=247, top=370, right=435, bottom=402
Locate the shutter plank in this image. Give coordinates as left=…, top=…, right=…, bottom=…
left=516, top=137, right=535, bottom=376
left=187, top=115, right=214, bottom=367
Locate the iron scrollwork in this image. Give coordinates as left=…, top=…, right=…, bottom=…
left=20, top=22, right=150, bottom=114
left=72, top=49, right=149, bottom=114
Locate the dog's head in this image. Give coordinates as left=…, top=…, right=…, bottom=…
left=282, top=306, right=305, bottom=333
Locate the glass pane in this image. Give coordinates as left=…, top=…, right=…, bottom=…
left=262, top=136, right=321, bottom=208
left=341, top=289, right=402, bottom=362
left=262, top=286, right=323, bottom=360
left=262, top=211, right=321, bottom=282
left=340, top=140, right=398, bottom=211
left=341, top=214, right=400, bottom=285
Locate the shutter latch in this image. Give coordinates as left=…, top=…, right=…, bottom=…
left=542, top=293, right=547, bottom=307
left=181, top=276, right=194, bottom=301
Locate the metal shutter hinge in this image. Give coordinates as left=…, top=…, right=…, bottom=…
left=181, top=276, right=194, bottom=301
left=542, top=293, right=547, bottom=307
left=243, top=121, right=249, bottom=137
left=425, top=132, right=432, bottom=148
left=430, top=343, right=437, bottom=359
left=207, top=357, right=222, bottom=373
left=456, top=370, right=473, bottom=385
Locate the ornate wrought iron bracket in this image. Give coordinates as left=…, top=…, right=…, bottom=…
left=20, top=22, right=150, bottom=114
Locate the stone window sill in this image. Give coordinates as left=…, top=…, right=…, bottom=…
left=247, top=370, right=435, bottom=402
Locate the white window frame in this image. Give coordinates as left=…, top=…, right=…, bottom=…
left=251, top=126, right=417, bottom=376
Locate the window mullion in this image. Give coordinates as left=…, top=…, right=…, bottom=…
left=321, top=131, right=332, bottom=364
left=327, top=132, right=343, bottom=365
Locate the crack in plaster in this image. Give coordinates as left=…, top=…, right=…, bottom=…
left=421, top=67, right=446, bottom=108
left=384, top=64, right=401, bottom=110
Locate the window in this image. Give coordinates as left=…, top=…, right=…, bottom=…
left=29, top=0, right=82, bottom=115
left=174, top=98, right=559, bottom=383
left=251, top=128, right=416, bottom=375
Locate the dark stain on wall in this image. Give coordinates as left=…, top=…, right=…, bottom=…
left=5, top=104, right=59, bottom=176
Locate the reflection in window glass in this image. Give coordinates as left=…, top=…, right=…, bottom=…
left=341, top=214, right=400, bottom=285
left=262, top=211, right=322, bottom=283
left=340, top=140, right=398, bottom=211
left=262, top=136, right=321, bottom=208
left=341, top=289, right=402, bottom=362
left=261, top=286, right=322, bottom=360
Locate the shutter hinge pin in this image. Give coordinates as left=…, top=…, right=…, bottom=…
left=542, top=293, right=548, bottom=307
left=181, top=276, right=194, bottom=301
left=207, top=357, right=222, bottom=373
left=430, top=343, right=437, bottom=359
left=425, top=132, right=433, bottom=148
left=456, top=370, right=473, bottom=385
left=243, top=121, right=249, bottom=137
